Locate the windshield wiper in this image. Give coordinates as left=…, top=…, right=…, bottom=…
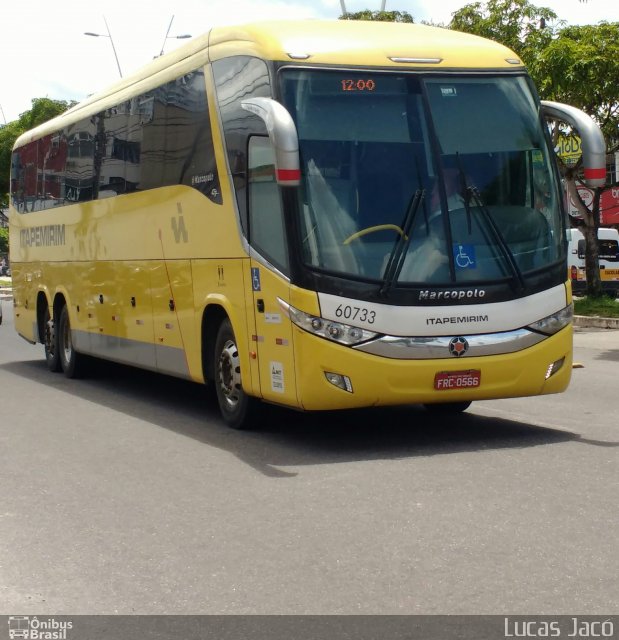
left=379, top=188, right=425, bottom=298
left=467, top=185, right=526, bottom=293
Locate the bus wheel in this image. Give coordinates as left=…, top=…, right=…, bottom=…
left=58, top=305, right=86, bottom=378
left=214, top=318, right=254, bottom=429
left=43, top=305, right=62, bottom=372
left=423, top=401, right=472, bottom=414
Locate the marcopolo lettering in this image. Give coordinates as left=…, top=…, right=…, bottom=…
left=20, top=224, right=66, bottom=248
left=419, top=288, right=486, bottom=301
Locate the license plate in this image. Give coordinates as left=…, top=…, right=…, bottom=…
left=434, top=370, right=481, bottom=390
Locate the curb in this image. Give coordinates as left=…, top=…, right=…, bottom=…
left=574, top=315, right=619, bottom=330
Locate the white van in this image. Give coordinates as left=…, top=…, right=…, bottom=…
left=567, top=227, right=619, bottom=296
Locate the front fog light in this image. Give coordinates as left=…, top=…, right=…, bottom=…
left=545, top=357, right=565, bottom=380
left=325, top=372, right=353, bottom=393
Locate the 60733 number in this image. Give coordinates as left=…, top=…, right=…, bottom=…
left=335, top=304, right=376, bottom=324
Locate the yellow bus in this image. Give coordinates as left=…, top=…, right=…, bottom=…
left=9, top=20, right=606, bottom=428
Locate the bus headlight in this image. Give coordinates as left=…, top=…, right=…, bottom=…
left=527, top=304, right=573, bottom=336
left=281, top=301, right=379, bottom=346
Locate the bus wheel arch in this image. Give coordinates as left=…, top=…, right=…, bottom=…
left=201, top=304, right=257, bottom=429
left=37, top=291, right=63, bottom=372
left=201, top=304, right=229, bottom=383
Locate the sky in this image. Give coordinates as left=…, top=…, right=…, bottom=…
left=1, top=0, right=617, bottom=124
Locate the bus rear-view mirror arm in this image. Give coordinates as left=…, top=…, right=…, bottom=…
left=241, top=97, right=301, bottom=187
left=541, top=100, right=606, bottom=188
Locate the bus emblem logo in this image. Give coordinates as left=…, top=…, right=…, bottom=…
left=171, top=215, right=188, bottom=243
left=449, top=337, right=469, bottom=357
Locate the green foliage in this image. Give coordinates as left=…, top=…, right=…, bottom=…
left=449, top=0, right=560, bottom=63
left=527, top=22, right=619, bottom=143
left=0, top=97, right=74, bottom=197
left=574, top=295, right=619, bottom=317
left=0, top=226, right=8, bottom=254
left=339, top=10, right=414, bottom=22
left=18, top=97, right=74, bottom=131
left=0, top=121, right=22, bottom=202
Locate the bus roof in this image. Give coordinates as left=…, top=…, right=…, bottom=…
left=207, top=19, right=521, bottom=67
left=14, top=19, right=522, bottom=148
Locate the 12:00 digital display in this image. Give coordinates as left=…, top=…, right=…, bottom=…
left=341, top=79, right=377, bottom=92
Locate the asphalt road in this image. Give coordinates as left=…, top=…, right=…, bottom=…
left=0, top=304, right=617, bottom=615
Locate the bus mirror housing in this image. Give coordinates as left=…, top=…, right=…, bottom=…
left=541, top=100, right=606, bottom=188
left=241, top=97, right=301, bottom=187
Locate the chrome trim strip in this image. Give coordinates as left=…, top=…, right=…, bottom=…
left=389, top=57, right=443, bottom=64
left=72, top=329, right=191, bottom=378
left=354, top=328, right=546, bottom=360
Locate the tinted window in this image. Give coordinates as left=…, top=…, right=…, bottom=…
left=13, top=66, right=220, bottom=213
left=213, top=56, right=272, bottom=232
left=248, top=136, right=288, bottom=272
left=65, top=118, right=96, bottom=203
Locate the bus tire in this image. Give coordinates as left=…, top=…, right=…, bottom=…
left=423, top=401, right=472, bottom=414
left=214, top=318, right=255, bottom=429
left=58, top=304, right=86, bottom=379
left=43, top=305, right=62, bottom=372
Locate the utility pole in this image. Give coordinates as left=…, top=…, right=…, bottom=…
left=84, top=16, right=123, bottom=78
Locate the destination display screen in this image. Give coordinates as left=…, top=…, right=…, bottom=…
left=309, top=73, right=407, bottom=96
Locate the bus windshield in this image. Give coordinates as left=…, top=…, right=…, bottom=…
left=279, top=70, right=564, bottom=289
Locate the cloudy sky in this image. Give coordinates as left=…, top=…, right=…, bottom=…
left=1, top=0, right=616, bottom=124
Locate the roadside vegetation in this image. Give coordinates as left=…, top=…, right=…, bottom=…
left=574, top=296, right=619, bottom=318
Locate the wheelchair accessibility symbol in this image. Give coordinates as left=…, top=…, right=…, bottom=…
left=251, top=267, right=261, bottom=291
left=453, top=244, right=476, bottom=269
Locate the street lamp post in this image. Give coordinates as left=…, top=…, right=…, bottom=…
left=85, top=16, right=123, bottom=78
left=158, top=16, right=191, bottom=57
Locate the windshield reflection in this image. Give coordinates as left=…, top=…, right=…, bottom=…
left=280, top=70, right=564, bottom=289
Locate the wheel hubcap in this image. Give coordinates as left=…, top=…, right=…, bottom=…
left=217, top=339, right=242, bottom=409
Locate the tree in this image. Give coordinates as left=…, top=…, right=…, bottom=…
left=0, top=97, right=75, bottom=205
left=528, top=23, right=619, bottom=142
left=450, top=1, right=619, bottom=297
left=339, top=10, right=414, bottom=22
left=0, top=226, right=8, bottom=255
left=449, top=0, right=560, bottom=63
left=528, top=22, right=619, bottom=298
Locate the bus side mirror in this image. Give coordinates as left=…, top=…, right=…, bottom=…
left=541, top=100, right=606, bottom=188
left=241, top=97, right=301, bottom=187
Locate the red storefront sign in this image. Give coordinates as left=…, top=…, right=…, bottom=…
left=568, top=186, right=619, bottom=225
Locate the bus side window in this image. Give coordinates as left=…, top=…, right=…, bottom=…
left=212, top=56, right=272, bottom=235
left=65, top=119, right=96, bottom=203
left=248, top=136, right=289, bottom=273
